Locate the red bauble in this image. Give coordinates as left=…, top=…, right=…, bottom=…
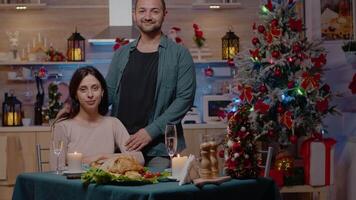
left=292, top=43, right=301, bottom=53
left=271, top=19, right=279, bottom=27
left=218, top=150, right=225, bottom=158
left=287, top=81, right=295, bottom=89
left=272, top=50, right=280, bottom=58
left=204, top=66, right=214, bottom=77
left=274, top=68, right=282, bottom=77
left=257, top=25, right=265, bottom=33
left=252, top=37, right=260, bottom=45
left=259, top=84, right=268, bottom=93
left=232, top=142, right=242, bottom=152
left=289, top=135, right=298, bottom=144
left=267, top=129, right=274, bottom=137
left=277, top=104, right=284, bottom=113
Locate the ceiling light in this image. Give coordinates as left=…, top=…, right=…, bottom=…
left=209, top=5, right=220, bottom=9
left=16, top=6, right=27, bottom=10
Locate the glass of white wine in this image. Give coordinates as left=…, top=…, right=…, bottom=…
left=165, top=123, right=177, bottom=166
left=52, top=140, right=63, bottom=174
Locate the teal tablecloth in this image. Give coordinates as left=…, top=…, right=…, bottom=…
left=12, top=172, right=280, bottom=200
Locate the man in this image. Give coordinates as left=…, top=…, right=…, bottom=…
left=106, top=0, right=196, bottom=169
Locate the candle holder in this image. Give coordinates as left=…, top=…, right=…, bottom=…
left=67, top=28, right=85, bottom=62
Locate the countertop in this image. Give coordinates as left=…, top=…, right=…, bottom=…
left=0, top=123, right=227, bottom=132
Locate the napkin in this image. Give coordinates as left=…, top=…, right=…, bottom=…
left=178, top=154, right=200, bottom=185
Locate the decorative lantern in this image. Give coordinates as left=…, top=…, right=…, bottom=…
left=67, top=28, right=85, bottom=61
left=222, top=28, right=239, bottom=60
left=2, top=92, right=23, bottom=126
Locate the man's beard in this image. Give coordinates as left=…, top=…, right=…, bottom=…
left=136, top=20, right=163, bottom=34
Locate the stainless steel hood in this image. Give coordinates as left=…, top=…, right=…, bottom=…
left=88, top=0, right=137, bottom=44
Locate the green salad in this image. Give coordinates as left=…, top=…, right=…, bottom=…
left=81, top=167, right=170, bottom=186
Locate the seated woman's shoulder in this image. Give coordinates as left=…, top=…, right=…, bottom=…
left=103, top=116, right=124, bottom=126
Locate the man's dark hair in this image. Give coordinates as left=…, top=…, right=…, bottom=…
left=134, top=0, right=166, bottom=11
left=69, top=66, right=109, bottom=117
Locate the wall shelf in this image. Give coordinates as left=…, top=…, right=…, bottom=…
left=0, top=61, right=90, bottom=66
left=0, top=3, right=46, bottom=10
left=192, top=2, right=242, bottom=10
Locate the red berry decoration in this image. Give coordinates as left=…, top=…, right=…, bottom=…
left=274, top=68, right=282, bottom=77
left=257, top=25, right=265, bottom=33
left=252, top=37, right=260, bottom=45
left=292, top=43, right=301, bottom=53
left=272, top=50, right=280, bottom=58
left=204, top=66, right=214, bottom=77
left=277, top=104, right=284, bottom=113
left=218, top=150, right=225, bottom=158
left=271, top=19, right=279, bottom=27
left=287, top=81, right=295, bottom=89
left=289, top=135, right=298, bottom=144
left=267, top=129, right=274, bottom=137
left=259, top=84, right=268, bottom=93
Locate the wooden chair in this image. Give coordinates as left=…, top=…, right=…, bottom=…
left=35, top=144, right=50, bottom=172
left=258, top=146, right=274, bottom=177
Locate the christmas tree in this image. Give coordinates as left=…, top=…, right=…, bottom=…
left=223, top=0, right=337, bottom=178
left=46, top=83, right=62, bottom=120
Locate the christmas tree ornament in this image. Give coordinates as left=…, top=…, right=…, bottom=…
left=275, top=150, right=294, bottom=172
left=274, top=68, right=282, bottom=77
left=289, top=135, right=298, bottom=144
left=252, top=37, right=260, bottom=45
left=271, top=50, right=280, bottom=58
left=257, top=25, right=266, bottom=33
left=259, top=84, right=268, bottom=93
left=287, top=81, right=295, bottom=89
left=270, top=19, right=279, bottom=27
left=204, top=66, right=214, bottom=77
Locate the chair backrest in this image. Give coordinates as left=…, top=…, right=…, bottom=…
left=258, top=146, right=273, bottom=177
left=36, top=144, right=50, bottom=172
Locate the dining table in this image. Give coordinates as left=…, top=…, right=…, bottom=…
left=12, top=172, right=281, bottom=200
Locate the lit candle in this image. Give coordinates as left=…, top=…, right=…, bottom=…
left=38, top=32, right=41, bottom=42
left=172, top=154, right=188, bottom=180
left=33, top=38, right=36, bottom=48
left=67, top=152, right=82, bottom=172
left=73, top=48, right=82, bottom=60
left=7, top=112, right=19, bottom=126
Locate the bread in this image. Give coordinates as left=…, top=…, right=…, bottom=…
left=91, top=155, right=144, bottom=175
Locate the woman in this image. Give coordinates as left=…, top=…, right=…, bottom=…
left=50, top=66, right=144, bottom=170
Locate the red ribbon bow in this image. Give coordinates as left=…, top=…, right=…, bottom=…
left=238, top=85, right=253, bottom=103
left=254, top=99, right=270, bottom=114
left=280, top=111, right=293, bottom=129
left=301, top=72, right=321, bottom=90
left=311, top=54, right=327, bottom=68
left=289, top=18, right=303, bottom=32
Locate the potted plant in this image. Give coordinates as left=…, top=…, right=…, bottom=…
left=342, top=41, right=356, bottom=66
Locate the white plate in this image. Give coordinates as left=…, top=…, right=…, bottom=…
left=62, top=170, right=85, bottom=175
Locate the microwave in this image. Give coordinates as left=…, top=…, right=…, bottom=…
left=203, top=95, right=232, bottom=123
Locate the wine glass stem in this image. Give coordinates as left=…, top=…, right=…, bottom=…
left=56, top=155, right=60, bottom=174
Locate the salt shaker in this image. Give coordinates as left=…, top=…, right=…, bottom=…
left=199, top=142, right=212, bottom=179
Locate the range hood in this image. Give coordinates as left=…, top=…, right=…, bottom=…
left=88, top=0, right=138, bottom=45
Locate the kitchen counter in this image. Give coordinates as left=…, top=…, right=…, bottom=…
left=0, top=126, right=51, bottom=133
left=0, top=123, right=227, bottom=132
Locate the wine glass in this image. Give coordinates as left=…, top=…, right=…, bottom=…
left=165, top=123, right=177, bottom=166
left=52, top=140, right=63, bottom=174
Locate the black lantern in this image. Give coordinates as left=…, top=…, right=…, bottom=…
left=2, top=92, right=23, bottom=126
left=222, top=29, right=239, bottom=60
left=67, top=28, right=85, bottom=61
